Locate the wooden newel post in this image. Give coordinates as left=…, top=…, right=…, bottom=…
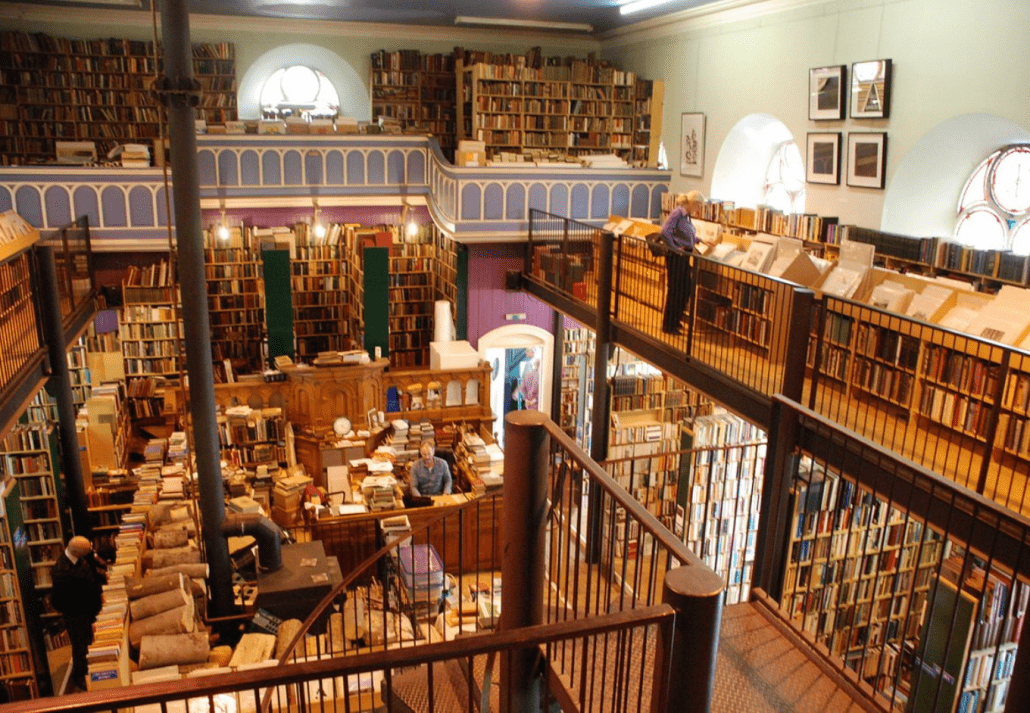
left=658, top=564, right=724, bottom=713
left=500, top=409, right=550, bottom=713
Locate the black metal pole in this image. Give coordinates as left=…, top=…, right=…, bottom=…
left=158, top=0, right=233, bottom=617
left=499, top=410, right=549, bottom=713
left=550, top=309, right=563, bottom=426
left=36, top=246, right=91, bottom=538
left=587, top=231, right=614, bottom=563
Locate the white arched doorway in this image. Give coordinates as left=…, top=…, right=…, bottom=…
left=477, top=324, right=554, bottom=448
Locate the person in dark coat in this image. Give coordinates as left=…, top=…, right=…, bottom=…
left=51, top=536, right=106, bottom=692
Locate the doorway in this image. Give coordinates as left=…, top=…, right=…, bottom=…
left=478, top=325, right=554, bottom=449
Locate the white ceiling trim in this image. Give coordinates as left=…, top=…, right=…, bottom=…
left=599, top=0, right=841, bottom=46
left=1, top=2, right=601, bottom=49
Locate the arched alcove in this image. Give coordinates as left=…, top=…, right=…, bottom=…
left=881, top=114, right=1030, bottom=237
left=711, top=114, right=798, bottom=210
left=477, top=325, right=554, bottom=447
left=237, top=44, right=368, bottom=120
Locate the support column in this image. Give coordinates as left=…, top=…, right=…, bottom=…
left=499, top=409, right=550, bottom=713
left=36, top=247, right=91, bottom=537
left=158, top=0, right=233, bottom=617
left=587, top=231, right=614, bottom=562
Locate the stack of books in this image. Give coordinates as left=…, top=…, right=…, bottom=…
left=361, top=474, right=398, bottom=511
left=380, top=514, right=411, bottom=547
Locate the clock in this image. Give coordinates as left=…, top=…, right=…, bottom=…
left=989, top=145, right=1030, bottom=215
left=333, top=416, right=352, bottom=436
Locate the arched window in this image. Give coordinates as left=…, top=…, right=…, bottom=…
left=764, top=140, right=806, bottom=214
left=955, top=145, right=1030, bottom=254
left=260, top=65, right=340, bottom=120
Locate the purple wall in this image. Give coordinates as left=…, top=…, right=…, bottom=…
left=465, top=243, right=557, bottom=349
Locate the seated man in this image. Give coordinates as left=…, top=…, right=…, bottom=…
left=410, top=440, right=452, bottom=497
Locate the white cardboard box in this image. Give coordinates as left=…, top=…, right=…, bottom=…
left=430, top=341, right=480, bottom=371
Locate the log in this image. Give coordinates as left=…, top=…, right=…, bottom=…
left=341, top=597, right=366, bottom=642
left=126, top=573, right=185, bottom=600
left=228, top=632, right=277, bottom=668
left=209, top=646, right=233, bottom=667
left=144, top=546, right=202, bottom=570
left=275, top=619, right=303, bottom=660
left=138, top=632, right=210, bottom=670
left=151, top=528, right=189, bottom=549
left=129, top=602, right=195, bottom=647
left=147, top=563, right=209, bottom=579
left=130, top=587, right=190, bottom=621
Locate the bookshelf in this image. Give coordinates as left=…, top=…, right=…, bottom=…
left=84, top=382, right=129, bottom=478
left=388, top=235, right=434, bottom=368
left=291, top=223, right=352, bottom=360
left=66, top=336, right=92, bottom=410
left=0, top=476, right=37, bottom=700
left=695, top=263, right=785, bottom=359
left=682, top=413, right=766, bottom=605
left=0, top=423, right=64, bottom=597
left=120, top=258, right=182, bottom=380
left=0, top=31, right=236, bottom=166
left=606, top=409, right=679, bottom=530
left=217, top=406, right=287, bottom=470
left=206, top=228, right=266, bottom=377
left=560, top=327, right=595, bottom=450
left=0, top=252, right=41, bottom=392
left=632, top=78, right=664, bottom=168
left=456, top=53, right=661, bottom=164
left=782, top=458, right=948, bottom=701
left=370, top=50, right=456, bottom=159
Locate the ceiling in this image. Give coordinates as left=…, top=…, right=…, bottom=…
left=6, top=0, right=729, bottom=35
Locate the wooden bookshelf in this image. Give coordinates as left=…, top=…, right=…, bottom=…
left=456, top=55, right=661, bottom=164
left=682, top=413, right=765, bottom=605
left=121, top=282, right=182, bottom=380
left=0, top=476, right=37, bottom=699
left=217, top=406, right=287, bottom=469
left=291, top=223, right=352, bottom=360
left=782, top=459, right=946, bottom=695
left=632, top=78, right=664, bottom=168
left=370, top=50, right=456, bottom=159
left=205, top=228, right=266, bottom=376
left=0, top=31, right=236, bottom=166
left=0, top=252, right=43, bottom=393
left=66, top=337, right=92, bottom=409
left=607, top=408, right=679, bottom=532
left=560, top=327, right=595, bottom=450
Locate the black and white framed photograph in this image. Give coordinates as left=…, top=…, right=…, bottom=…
left=808, top=65, right=846, bottom=120
left=850, top=59, right=892, bottom=119
left=680, top=112, right=705, bottom=177
left=846, top=132, right=888, bottom=188
left=806, top=132, right=842, bottom=184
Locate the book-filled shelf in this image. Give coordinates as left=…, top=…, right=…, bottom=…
left=0, top=475, right=37, bottom=700
left=669, top=192, right=1030, bottom=291
left=453, top=47, right=662, bottom=165
left=121, top=257, right=182, bottom=380
left=370, top=50, right=456, bottom=160
left=0, top=31, right=236, bottom=165
left=290, top=222, right=353, bottom=360
left=204, top=227, right=266, bottom=379
left=681, top=412, right=766, bottom=606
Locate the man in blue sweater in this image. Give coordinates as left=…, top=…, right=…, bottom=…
left=410, top=440, right=452, bottom=497
left=660, top=191, right=703, bottom=334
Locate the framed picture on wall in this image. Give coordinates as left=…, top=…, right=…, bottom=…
left=808, top=65, right=846, bottom=120
left=846, top=132, right=888, bottom=188
left=806, top=132, right=842, bottom=184
left=680, top=112, right=705, bottom=177
left=850, top=59, right=892, bottom=119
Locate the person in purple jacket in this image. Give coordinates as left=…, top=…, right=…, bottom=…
left=660, top=191, right=704, bottom=334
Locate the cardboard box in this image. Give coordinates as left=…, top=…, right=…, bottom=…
left=258, top=120, right=286, bottom=135
left=271, top=504, right=299, bottom=528
left=310, top=119, right=335, bottom=135
left=457, top=150, right=487, bottom=167
left=430, top=341, right=480, bottom=371
left=286, top=118, right=310, bottom=134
